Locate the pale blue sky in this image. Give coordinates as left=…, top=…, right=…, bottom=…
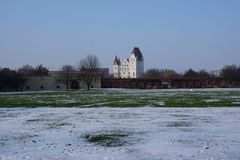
left=0, top=0, right=240, bottom=72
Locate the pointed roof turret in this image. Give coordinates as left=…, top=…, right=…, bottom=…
left=131, top=47, right=143, bottom=61
left=113, top=56, right=121, bottom=65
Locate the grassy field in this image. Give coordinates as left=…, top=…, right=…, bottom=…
left=0, top=88, right=240, bottom=108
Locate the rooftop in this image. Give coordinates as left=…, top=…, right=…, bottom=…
left=131, top=47, right=143, bottom=61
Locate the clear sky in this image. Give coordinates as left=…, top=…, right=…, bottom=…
left=1, top=0, right=240, bottom=72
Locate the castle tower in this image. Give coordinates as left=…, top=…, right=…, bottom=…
left=113, top=47, right=144, bottom=79
left=113, top=56, right=121, bottom=78
left=129, top=47, right=144, bottom=78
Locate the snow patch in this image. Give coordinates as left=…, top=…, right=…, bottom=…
left=0, top=108, right=240, bottom=160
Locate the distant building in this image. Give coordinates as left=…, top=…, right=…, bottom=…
left=113, top=47, right=144, bottom=78
left=23, top=69, right=109, bottom=91
left=210, top=69, right=222, bottom=77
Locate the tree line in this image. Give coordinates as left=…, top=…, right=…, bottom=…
left=1, top=61, right=239, bottom=91
left=0, top=55, right=100, bottom=91
left=18, top=64, right=49, bottom=77
left=221, top=64, right=240, bottom=81
left=142, top=68, right=212, bottom=79
left=142, top=64, right=240, bottom=80
left=0, top=65, right=49, bottom=91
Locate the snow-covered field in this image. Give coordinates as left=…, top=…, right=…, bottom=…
left=0, top=107, right=240, bottom=160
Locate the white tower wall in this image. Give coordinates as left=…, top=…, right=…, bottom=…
left=113, top=64, right=119, bottom=78
left=113, top=47, right=144, bottom=79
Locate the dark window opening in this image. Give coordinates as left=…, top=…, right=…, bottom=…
left=70, top=80, right=80, bottom=89
left=40, top=86, right=44, bottom=89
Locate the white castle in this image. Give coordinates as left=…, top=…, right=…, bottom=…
left=113, top=47, right=144, bottom=78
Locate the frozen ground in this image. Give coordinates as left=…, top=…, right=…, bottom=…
left=0, top=107, right=240, bottom=160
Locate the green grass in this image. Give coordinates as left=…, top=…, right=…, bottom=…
left=84, top=130, right=132, bottom=147
left=0, top=89, right=240, bottom=108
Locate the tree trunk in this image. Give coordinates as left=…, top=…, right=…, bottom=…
left=66, top=82, right=69, bottom=91
left=87, top=84, right=90, bottom=90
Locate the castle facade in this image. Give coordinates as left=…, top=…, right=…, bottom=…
left=113, top=47, right=144, bottom=78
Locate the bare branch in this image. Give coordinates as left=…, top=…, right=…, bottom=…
left=77, top=55, right=100, bottom=90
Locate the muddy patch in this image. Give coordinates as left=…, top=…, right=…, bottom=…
left=83, top=130, right=139, bottom=147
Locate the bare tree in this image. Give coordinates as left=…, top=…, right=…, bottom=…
left=18, top=64, right=49, bottom=77
left=78, top=55, right=100, bottom=90
left=162, top=69, right=179, bottom=79
left=183, top=69, right=198, bottom=78
left=57, top=64, right=75, bottom=90
left=18, top=64, right=35, bottom=77
left=34, top=64, right=49, bottom=76
left=142, top=68, right=162, bottom=78
left=198, top=69, right=210, bottom=77
left=221, top=64, right=240, bottom=80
